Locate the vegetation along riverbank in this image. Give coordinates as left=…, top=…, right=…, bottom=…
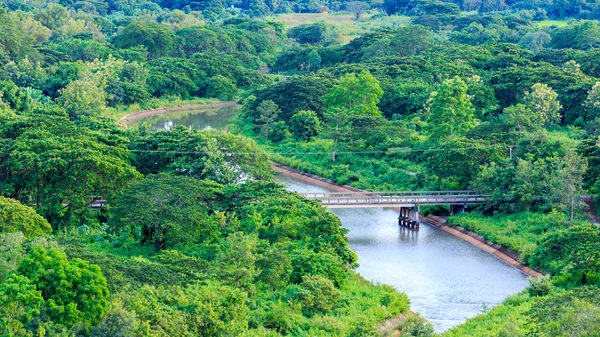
left=2, top=0, right=600, bottom=335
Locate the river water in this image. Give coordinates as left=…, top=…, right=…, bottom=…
left=277, top=174, right=529, bottom=332
left=129, top=105, right=240, bottom=131
left=136, top=109, right=530, bottom=333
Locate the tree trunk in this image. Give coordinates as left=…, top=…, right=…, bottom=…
left=570, top=194, right=575, bottom=226
left=332, top=138, right=337, bottom=162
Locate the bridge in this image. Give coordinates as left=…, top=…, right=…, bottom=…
left=299, top=190, right=486, bottom=229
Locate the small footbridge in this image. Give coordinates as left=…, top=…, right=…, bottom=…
left=299, top=191, right=486, bottom=229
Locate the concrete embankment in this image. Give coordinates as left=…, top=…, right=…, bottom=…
left=273, top=163, right=542, bottom=278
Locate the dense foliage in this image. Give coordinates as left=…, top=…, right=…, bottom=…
left=2, top=0, right=600, bottom=335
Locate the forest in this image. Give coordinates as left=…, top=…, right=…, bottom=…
left=0, top=0, right=600, bottom=335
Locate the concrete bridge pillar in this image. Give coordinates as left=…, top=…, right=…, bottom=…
left=398, top=206, right=420, bottom=230
left=450, top=204, right=466, bottom=215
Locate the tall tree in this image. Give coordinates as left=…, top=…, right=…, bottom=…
left=424, top=76, right=476, bottom=140
left=323, top=70, right=383, bottom=117
left=0, top=197, right=51, bottom=237
left=346, top=1, right=370, bottom=20
left=113, top=21, right=174, bottom=59
left=255, top=100, right=280, bottom=142
left=553, top=152, right=588, bottom=225
left=289, top=110, right=321, bottom=141
left=110, top=173, right=222, bottom=249
left=17, top=246, right=110, bottom=329
left=524, top=83, right=562, bottom=126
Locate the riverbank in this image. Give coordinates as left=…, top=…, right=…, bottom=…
left=117, top=100, right=237, bottom=125
left=274, top=163, right=542, bottom=278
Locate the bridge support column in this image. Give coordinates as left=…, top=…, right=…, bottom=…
left=450, top=204, right=466, bottom=215
left=398, top=206, right=419, bottom=230
left=414, top=206, right=420, bottom=229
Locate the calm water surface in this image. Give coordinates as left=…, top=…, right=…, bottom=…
left=131, top=105, right=240, bottom=131
left=139, top=109, right=529, bottom=332
left=277, top=174, right=529, bottom=332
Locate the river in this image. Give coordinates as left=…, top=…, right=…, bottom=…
left=134, top=108, right=530, bottom=333
left=128, top=104, right=240, bottom=131
left=276, top=174, right=529, bottom=332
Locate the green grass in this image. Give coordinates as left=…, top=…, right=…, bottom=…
left=270, top=11, right=410, bottom=44
left=447, top=211, right=571, bottom=263
left=537, top=20, right=569, bottom=28
left=441, top=292, right=533, bottom=337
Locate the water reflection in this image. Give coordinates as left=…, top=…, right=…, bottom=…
left=131, top=105, right=241, bottom=131
left=276, top=174, right=529, bottom=332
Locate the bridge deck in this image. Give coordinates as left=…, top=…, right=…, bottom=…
left=300, top=191, right=486, bottom=208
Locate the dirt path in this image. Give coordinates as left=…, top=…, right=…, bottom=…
left=582, top=196, right=599, bottom=224
left=118, top=100, right=238, bottom=124
left=274, top=163, right=542, bottom=278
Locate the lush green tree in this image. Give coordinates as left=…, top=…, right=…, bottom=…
left=130, top=127, right=273, bottom=183
left=212, top=232, right=260, bottom=288
left=519, top=31, right=551, bottom=53
left=0, top=196, right=51, bottom=237
left=113, top=21, right=174, bottom=59
left=110, top=173, right=222, bottom=249
left=524, top=83, right=562, bottom=126
left=578, top=136, right=600, bottom=193
left=346, top=1, right=370, bottom=20
left=56, top=76, right=107, bottom=119
left=584, top=81, right=600, bottom=122
left=289, top=110, right=321, bottom=141
left=147, top=57, right=204, bottom=98
left=17, top=246, right=109, bottom=329
left=0, top=7, right=35, bottom=61
left=424, top=76, right=476, bottom=140
left=537, top=298, right=600, bottom=337
left=0, top=114, right=140, bottom=227
left=553, top=152, right=587, bottom=225
left=206, top=75, right=238, bottom=100
left=90, top=302, right=140, bottom=337
left=287, top=22, right=339, bottom=46
left=249, top=76, right=334, bottom=122
left=323, top=108, right=352, bottom=162
left=176, top=281, right=249, bottom=335
left=379, top=78, right=434, bottom=118
left=551, top=21, right=600, bottom=50
left=420, top=136, right=503, bottom=189
left=503, top=104, right=544, bottom=132
left=255, top=99, right=280, bottom=142
left=0, top=233, right=25, bottom=283
left=361, top=25, right=433, bottom=59
left=0, top=274, right=43, bottom=336
left=323, top=70, right=383, bottom=117
left=296, top=275, right=341, bottom=316
left=529, top=224, right=600, bottom=284
left=528, top=287, right=600, bottom=336
left=383, top=0, right=410, bottom=14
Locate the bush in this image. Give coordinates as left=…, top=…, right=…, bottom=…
left=0, top=196, right=52, bottom=237
left=528, top=275, right=554, bottom=297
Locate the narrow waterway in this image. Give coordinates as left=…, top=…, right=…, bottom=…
left=277, top=174, right=529, bottom=332
left=129, top=105, right=240, bottom=131
left=135, top=108, right=530, bottom=333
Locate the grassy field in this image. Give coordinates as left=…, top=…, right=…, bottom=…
left=537, top=19, right=569, bottom=28
left=270, top=10, right=410, bottom=44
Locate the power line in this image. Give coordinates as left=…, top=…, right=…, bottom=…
left=128, top=145, right=509, bottom=156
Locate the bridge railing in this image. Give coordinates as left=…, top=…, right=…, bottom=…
left=300, top=190, right=481, bottom=199
left=299, top=191, right=488, bottom=206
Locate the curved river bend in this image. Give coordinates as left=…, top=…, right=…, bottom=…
left=277, top=175, right=528, bottom=332
left=136, top=109, right=529, bottom=332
